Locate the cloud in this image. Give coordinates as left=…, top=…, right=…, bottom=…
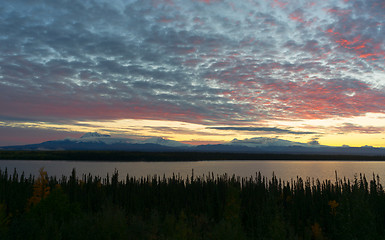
left=307, top=137, right=320, bottom=146
left=207, top=126, right=317, bottom=135
left=0, top=126, right=80, bottom=146
left=142, top=126, right=230, bottom=136
left=230, top=137, right=309, bottom=147
left=0, top=0, right=384, bottom=126
left=334, top=123, right=385, bottom=134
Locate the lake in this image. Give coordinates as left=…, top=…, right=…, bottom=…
left=1, top=160, right=385, bottom=182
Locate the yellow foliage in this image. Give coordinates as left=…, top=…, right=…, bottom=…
left=311, top=222, right=324, bottom=240
left=328, top=200, right=339, bottom=216
left=26, top=167, right=51, bottom=210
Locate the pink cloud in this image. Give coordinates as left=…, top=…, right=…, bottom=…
left=325, top=8, right=352, bottom=16
left=289, top=10, right=305, bottom=24
left=221, top=79, right=385, bottom=120
left=193, top=0, right=221, bottom=4
left=271, top=0, right=288, bottom=8
left=334, top=123, right=385, bottom=134
left=326, top=28, right=384, bottom=61
left=158, top=17, right=174, bottom=23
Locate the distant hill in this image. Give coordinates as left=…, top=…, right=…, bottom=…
left=1, top=132, right=385, bottom=156
left=0, top=132, right=190, bottom=152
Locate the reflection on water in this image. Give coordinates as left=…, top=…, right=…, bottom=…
left=0, top=160, right=384, bottom=182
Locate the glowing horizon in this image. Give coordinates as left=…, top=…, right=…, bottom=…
left=1, top=113, right=385, bottom=147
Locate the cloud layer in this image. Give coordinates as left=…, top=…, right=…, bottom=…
left=207, top=126, right=317, bottom=135
left=1, top=0, right=385, bottom=126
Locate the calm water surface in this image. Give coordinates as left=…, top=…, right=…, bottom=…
left=1, top=160, right=385, bottom=182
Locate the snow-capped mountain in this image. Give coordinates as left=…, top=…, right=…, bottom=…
left=72, top=133, right=189, bottom=147
left=139, top=137, right=188, bottom=147
left=67, top=132, right=137, bottom=145
left=0, top=132, right=191, bottom=151
left=80, top=132, right=111, bottom=138
left=1, top=132, right=385, bottom=156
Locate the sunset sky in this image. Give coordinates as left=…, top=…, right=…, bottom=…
left=1, top=0, right=385, bottom=147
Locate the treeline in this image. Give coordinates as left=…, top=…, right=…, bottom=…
left=2, top=150, right=385, bottom=161
left=1, top=168, right=385, bottom=239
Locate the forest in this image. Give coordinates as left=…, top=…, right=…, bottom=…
left=1, top=167, right=385, bottom=239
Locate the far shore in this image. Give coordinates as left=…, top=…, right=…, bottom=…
left=1, top=150, right=385, bottom=161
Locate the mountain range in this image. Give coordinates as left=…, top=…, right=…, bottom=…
left=1, top=132, right=385, bottom=156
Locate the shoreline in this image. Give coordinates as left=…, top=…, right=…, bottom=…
left=1, top=150, right=385, bottom=161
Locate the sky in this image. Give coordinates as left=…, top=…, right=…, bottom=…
left=0, top=0, right=385, bottom=147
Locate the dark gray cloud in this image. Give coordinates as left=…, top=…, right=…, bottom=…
left=207, top=126, right=317, bottom=135
left=308, top=137, right=320, bottom=146
left=230, top=137, right=309, bottom=147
